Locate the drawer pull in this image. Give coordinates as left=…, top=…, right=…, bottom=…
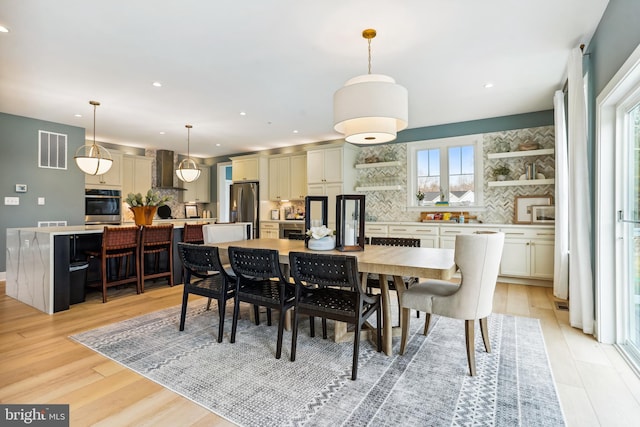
left=505, top=232, right=525, bottom=235
left=444, top=230, right=461, bottom=234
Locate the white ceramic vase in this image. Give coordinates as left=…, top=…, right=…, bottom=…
left=308, top=236, right=335, bottom=251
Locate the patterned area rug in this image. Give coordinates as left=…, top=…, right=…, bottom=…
left=70, top=300, right=565, bottom=426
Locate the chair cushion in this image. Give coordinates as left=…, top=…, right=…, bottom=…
left=401, top=280, right=460, bottom=311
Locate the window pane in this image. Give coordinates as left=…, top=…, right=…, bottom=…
left=417, top=149, right=440, bottom=196
left=449, top=145, right=475, bottom=203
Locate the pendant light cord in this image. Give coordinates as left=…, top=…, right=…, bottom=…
left=367, top=37, right=372, bottom=75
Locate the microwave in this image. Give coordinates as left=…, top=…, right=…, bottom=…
left=85, top=189, right=122, bottom=225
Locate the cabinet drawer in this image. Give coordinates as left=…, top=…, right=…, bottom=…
left=388, top=225, right=438, bottom=236
left=261, top=222, right=279, bottom=230
left=440, top=226, right=500, bottom=236
left=500, top=227, right=555, bottom=240
left=365, top=224, right=388, bottom=234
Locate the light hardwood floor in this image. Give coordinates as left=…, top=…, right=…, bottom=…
left=2, top=280, right=640, bottom=426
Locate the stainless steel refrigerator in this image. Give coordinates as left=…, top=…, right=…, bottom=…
left=229, top=181, right=259, bottom=238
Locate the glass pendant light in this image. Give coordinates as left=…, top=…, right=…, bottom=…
left=74, top=100, right=113, bottom=175
left=176, top=124, right=201, bottom=182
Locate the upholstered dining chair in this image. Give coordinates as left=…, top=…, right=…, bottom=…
left=288, top=251, right=382, bottom=380
left=227, top=246, right=295, bottom=359
left=177, top=243, right=235, bottom=343
left=399, top=231, right=505, bottom=376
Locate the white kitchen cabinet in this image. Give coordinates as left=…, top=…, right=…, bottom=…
left=85, top=151, right=123, bottom=188
left=122, top=155, right=152, bottom=197
left=439, top=225, right=501, bottom=249
left=365, top=224, right=388, bottom=239
left=269, top=156, right=291, bottom=201
left=388, top=224, right=439, bottom=248
left=307, top=146, right=347, bottom=183
left=307, top=182, right=343, bottom=230
left=231, top=156, right=260, bottom=182
left=289, top=154, right=307, bottom=200
left=499, top=227, right=554, bottom=279
left=181, top=165, right=210, bottom=203
left=260, top=222, right=279, bottom=239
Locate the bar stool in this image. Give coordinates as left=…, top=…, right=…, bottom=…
left=140, top=224, right=174, bottom=291
left=87, top=226, right=141, bottom=303
left=182, top=223, right=204, bottom=245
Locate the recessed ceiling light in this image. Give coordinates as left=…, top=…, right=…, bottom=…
left=159, top=131, right=165, bottom=135
left=74, top=114, right=82, bottom=118
left=152, top=81, right=162, bottom=87
left=240, top=111, right=246, bottom=116
left=484, top=82, right=494, bottom=89
left=293, top=130, right=299, bottom=134
left=0, top=26, right=9, bottom=33
left=216, top=143, right=221, bottom=147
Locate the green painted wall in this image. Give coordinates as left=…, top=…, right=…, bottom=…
left=1, top=112, right=86, bottom=272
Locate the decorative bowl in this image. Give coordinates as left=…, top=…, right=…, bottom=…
left=308, top=236, right=335, bottom=251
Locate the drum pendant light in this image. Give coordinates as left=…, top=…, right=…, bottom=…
left=74, top=100, right=113, bottom=175
left=333, top=29, right=408, bottom=144
left=175, top=124, right=201, bottom=183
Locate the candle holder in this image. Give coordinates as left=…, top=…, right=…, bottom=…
left=304, top=196, right=329, bottom=248
left=335, top=194, right=365, bottom=252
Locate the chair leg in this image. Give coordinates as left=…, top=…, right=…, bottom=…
left=400, top=307, right=411, bottom=355
left=217, top=296, right=226, bottom=343
left=309, top=315, right=315, bottom=337
left=291, top=307, right=300, bottom=362
left=480, top=317, right=491, bottom=353
left=376, top=305, right=382, bottom=353
left=206, top=298, right=212, bottom=311
left=351, top=319, right=362, bottom=380
left=101, top=258, right=108, bottom=303
left=253, top=305, right=260, bottom=325
left=179, top=289, right=189, bottom=331
left=465, top=319, right=476, bottom=376
left=322, top=318, right=328, bottom=339
left=275, top=308, right=287, bottom=359
left=266, top=308, right=272, bottom=326
left=423, top=313, right=431, bottom=335
left=230, top=297, right=241, bottom=344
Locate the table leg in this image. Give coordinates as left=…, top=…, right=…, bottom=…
left=378, top=273, right=393, bottom=356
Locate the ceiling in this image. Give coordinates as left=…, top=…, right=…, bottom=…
left=0, top=0, right=609, bottom=159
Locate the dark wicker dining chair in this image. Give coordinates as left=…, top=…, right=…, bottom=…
left=227, top=246, right=295, bottom=359
left=177, top=243, right=236, bottom=343
left=288, top=251, right=382, bottom=380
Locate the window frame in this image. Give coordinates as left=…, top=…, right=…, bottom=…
left=406, top=134, right=484, bottom=210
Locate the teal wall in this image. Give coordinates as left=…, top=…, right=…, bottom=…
left=1, top=113, right=86, bottom=272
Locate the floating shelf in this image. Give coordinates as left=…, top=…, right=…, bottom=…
left=355, top=161, right=402, bottom=169
left=488, top=178, right=555, bottom=187
left=487, top=148, right=554, bottom=159
left=355, top=185, right=404, bottom=191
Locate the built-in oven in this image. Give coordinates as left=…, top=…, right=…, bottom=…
left=85, top=189, right=122, bottom=225
left=279, top=221, right=305, bottom=239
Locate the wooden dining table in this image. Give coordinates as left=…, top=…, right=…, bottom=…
left=212, top=238, right=457, bottom=356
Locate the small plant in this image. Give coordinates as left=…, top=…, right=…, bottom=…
left=416, top=191, right=425, bottom=201
left=493, top=165, right=510, bottom=178
left=125, top=189, right=171, bottom=207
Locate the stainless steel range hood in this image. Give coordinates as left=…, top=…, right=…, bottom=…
left=155, top=149, right=185, bottom=190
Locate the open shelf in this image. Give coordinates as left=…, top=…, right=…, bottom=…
left=487, top=148, right=554, bottom=159
left=355, top=160, right=402, bottom=169
left=355, top=185, right=404, bottom=191
left=488, top=178, right=555, bottom=187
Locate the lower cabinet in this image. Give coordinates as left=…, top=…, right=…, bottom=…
left=260, top=222, right=279, bottom=239
left=500, top=228, right=554, bottom=279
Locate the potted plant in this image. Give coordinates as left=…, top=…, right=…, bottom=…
left=125, top=189, right=171, bottom=225
left=492, top=165, right=510, bottom=181
left=416, top=190, right=425, bottom=205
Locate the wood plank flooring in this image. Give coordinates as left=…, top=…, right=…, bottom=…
left=1, top=280, right=640, bottom=426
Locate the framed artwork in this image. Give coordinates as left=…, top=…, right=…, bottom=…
left=514, top=195, right=552, bottom=224
left=532, top=205, right=555, bottom=224
left=185, top=204, right=199, bottom=218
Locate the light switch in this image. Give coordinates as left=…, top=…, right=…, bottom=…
left=38, top=197, right=45, bottom=205
left=4, top=197, right=19, bottom=205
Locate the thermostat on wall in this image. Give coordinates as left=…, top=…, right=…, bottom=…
left=15, top=184, right=27, bottom=193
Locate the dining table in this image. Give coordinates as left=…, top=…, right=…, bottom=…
left=212, top=238, right=457, bottom=356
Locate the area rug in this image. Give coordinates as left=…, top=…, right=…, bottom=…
left=70, top=300, right=565, bottom=426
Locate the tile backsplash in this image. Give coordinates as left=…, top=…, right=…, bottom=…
left=355, top=125, right=555, bottom=224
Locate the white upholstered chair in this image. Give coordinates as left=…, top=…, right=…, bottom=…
left=399, top=231, right=505, bottom=376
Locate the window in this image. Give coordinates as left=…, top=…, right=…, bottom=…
left=407, top=135, right=483, bottom=208
left=38, top=130, right=67, bottom=170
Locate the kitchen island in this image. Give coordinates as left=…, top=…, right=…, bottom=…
left=5, top=221, right=219, bottom=314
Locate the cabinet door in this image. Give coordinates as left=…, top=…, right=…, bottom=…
left=500, top=238, right=531, bottom=277
left=182, top=166, right=210, bottom=203
left=289, top=154, right=307, bottom=200
left=439, top=237, right=457, bottom=249
left=531, top=239, right=554, bottom=279
left=232, top=158, right=259, bottom=182
left=307, top=183, right=342, bottom=230
left=307, top=150, right=326, bottom=183
left=122, top=156, right=152, bottom=197
left=269, top=157, right=290, bottom=201
left=85, top=152, right=122, bottom=187
left=323, top=148, right=343, bottom=183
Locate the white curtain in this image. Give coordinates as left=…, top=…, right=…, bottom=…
left=553, top=90, right=569, bottom=299
left=567, top=48, right=594, bottom=334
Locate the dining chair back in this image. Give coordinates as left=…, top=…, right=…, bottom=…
left=182, top=223, right=204, bottom=244
left=227, top=246, right=294, bottom=359
left=399, top=231, right=505, bottom=376
left=87, top=226, right=141, bottom=303
left=140, top=224, right=174, bottom=291
left=288, top=251, right=382, bottom=380
left=178, top=243, right=236, bottom=342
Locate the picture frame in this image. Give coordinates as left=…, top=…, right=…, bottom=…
left=531, top=205, right=555, bottom=224
left=514, top=195, right=552, bottom=224
left=184, top=204, right=199, bottom=218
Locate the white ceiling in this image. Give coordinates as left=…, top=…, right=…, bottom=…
left=0, top=0, right=609, bottom=159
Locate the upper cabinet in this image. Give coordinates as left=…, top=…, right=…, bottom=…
left=268, top=154, right=307, bottom=201
left=231, top=156, right=261, bottom=182
left=122, top=155, right=152, bottom=197
left=85, top=151, right=123, bottom=188
left=307, top=147, right=346, bottom=183
left=181, top=165, right=210, bottom=203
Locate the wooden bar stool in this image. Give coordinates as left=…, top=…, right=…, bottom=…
left=87, top=226, right=141, bottom=303
left=140, top=224, right=174, bottom=292
left=182, top=223, right=204, bottom=244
